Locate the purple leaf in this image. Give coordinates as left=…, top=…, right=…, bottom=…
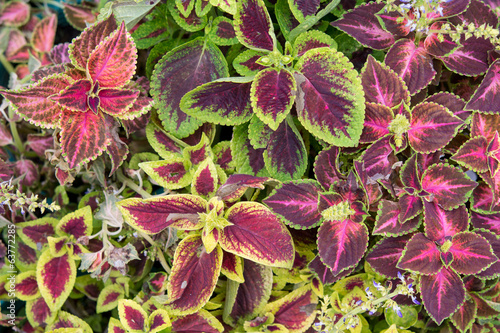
left=384, top=39, right=436, bottom=95
left=440, top=37, right=492, bottom=76
left=424, top=202, right=469, bottom=242
left=366, top=234, right=412, bottom=278
left=420, top=267, right=465, bottom=325
left=452, top=136, right=489, bottom=173
left=397, top=233, right=442, bottom=275
left=234, top=0, right=275, bottom=52
left=317, top=219, right=368, bottom=276
left=449, top=232, right=497, bottom=275
left=359, top=103, right=392, bottom=144
left=313, top=145, right=344, bottom=191
left=263, top=180, right=323, bottom=229
left=466, top=59, right=500, bottom=114
left=331, top=2, right=395, bottom=50
left=373, top=200, right=421, bottom=236
left=361, top=55, right=409, bottom=108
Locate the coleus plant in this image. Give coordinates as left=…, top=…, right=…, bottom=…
left=117, top=173, right=295, bottom=315
left=0, top=15, right=153, bottom=171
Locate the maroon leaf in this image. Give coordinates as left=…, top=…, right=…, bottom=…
left=264, top=180, right=323, bottom=229
left=408, top=102, right=464, bottom=153
left=421, top=164, right=477, bottom=210
left=475, top=230, right=500, bottom=279
left=269, top=285, right=318, bottom=332
left=384, top=39, right=436, bottom=95
left=51, top=79, right=92, bottom=112
left=0, top=0, right=30, bottom=27
left=234, top=0, right=275, bottom=52
left=373, top=200, right=421, bottom=236
left=221, top=202, right=295, bottom=268
left=60, top=108, right=110, bottom=168
left=466, top=59, right=500, bottom=114
left=452, top=137, right=489, bottom=173
left=31, top=14, right=57, bottom=54
left=424, top=203, right=469, bottom=242
left=420, top=267, right=466, bottom=325
left=424, top=22, right=459, bottom=57
left=167, top=235, right=222, bottom=315
left=366, top=235, right=412, bottom=278
left=359, top=103, right=392, bottom=144
left=440, top=37, right=492, bottom=76
left=361, top=55, right=409, bottom=108
left=313, top=145, right=344, bottom=191
left=171, top=310, right=223, bottom=333
left=360, top=135, right=397, bottom=181
left=151, top=38, right=227, bottom=137
left=425, top=92, right=469, bottom=122
left=471, top=211, right=500, bottom=234
left=451, top=297, right=477, bottom=333
left=63, top=4, right=97, bottom=31
left=227, top=260, right=272, bottom=324
left=216, top=174, right=270, bottom=203
left=448, top=232, right=497, bottom=275
left=317, top=219, right=368, bottom=276
left=397, top=233, right=442, bottom=275
left=331, top=2, right=395, bottom=50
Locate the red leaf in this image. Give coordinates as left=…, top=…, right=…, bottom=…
left=31, top=14, right=57, bottom=54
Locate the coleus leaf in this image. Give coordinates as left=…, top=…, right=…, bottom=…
left=69, top=15, right=118, bottom=71
left=168, top=0, right=208, bottom=32
left=264, top=118, right=307, bottom=181
left=420, top=163, right=477, bottom=210
left=108, top=317, right=127, bottom=333
left=171, top=309, right=224, bottom=332
left=425, top=92, right=469, bottom=122
left=191, top=158, right=218, bottom=198
left=26, top=297, right=57, bottom=328
left=1, top=74, right=71, bottom=129
left=313, top=145, right=344, bottom=191
left=51, top=79, right=93, bottom=112
left=471, top=211, right=500, bottom=234
left=359, top=103, right=392, bottom=144
left=175, top=0, right=195, bottom=17
left=145, top=117, right=184, bottom=159
left=361, top=55, right=410, bottom=108
left=221, top=202, right=295, bottom=268
left=36, top=250, right=76, bottom=311
left=16, top=217, right=58, bottom=250
left=233, top=49, right=267, bottom=76
left=97, top=284, right=124, bottom=313
left=264, top=180, right=323, bottom=229
left=288, top=0, right=319, bottom=22
left=151, top=37, right=228, bottom=137
left=220, top=250, right=244, bottom=282
left=216, top=173, right=270, bottom=203
left=118, top=299, right=148, bottom=333
left=0, top=0, right=30, bottom=27
left=98, top=88, right=140, bottom=117
left=251, top=68, right=296, bottom=130
left=117, top=194, right=206, bottom=234
left=447, top=232, right=497, bottom=275
left=231, top=123, right=270, bottom=177
left=139, top=157, right=192, bottom=190
left=471, top=183, right=500, bottom=213
left=451, top=297, right=477, bottom=333
left=149, top=309, right=171, bottom=333
left=16, top=271, right=40, bottom=301
left=292, top=30, right=336, bottom=58
left=397, top=233, right=442, bottom=275
left=424, top=203, right=469, bottom=242
left=373, top=200, right=421, bottom=237
left=439, top=36, right=492, bottom=76
left=359, top=135, right=398, bottom=181
left=167, top=235, right=222, bottom=315
left=317, top=218, right=369, bottom=276
left=423, top=22, right=459, bottom=58
left=420, top=267, right=465, bottom=325
left=384, top=39, right=436, bottom=95
left=265, top=285, right=318, bottom=332
left=234, top=0, right=275, bottom=52
left=87, top=22, right=137, bottom=88
left=47, top=311, right=93, bottom=333
left=225, top=259, right=272, bottom=325
left=452, top=136, right=489, bottom=173
left=475, top=230, right=500, bottom=279
left=63, top=4, right=97, bottom=31
left=466, top=59, right=500, bottom=114
left=208, top=16, right=238, bottom=46
left=248, top=115, right=273, bottom=149
left=366, top=234, right=413, bottom=278
left=31, top=14, right=57, bottom=54
left=60, top=108, right=110, bottom=169
left=331, top=2, right=395, bottom=50
left=408, top=102, right=464, bottom=153
left=180, top=78, right=253, bottom=126
left=56, top=206, right=93, bottom=239
left=213, top=141, right=234, bottom=173
left=294, top=47, right=365, bottom=147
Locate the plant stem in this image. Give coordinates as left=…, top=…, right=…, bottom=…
left=8, top=107, right=25, bottom=155
left=116, top=169, right=152, bottom=199
left=0, top=53, right=15, bottom=74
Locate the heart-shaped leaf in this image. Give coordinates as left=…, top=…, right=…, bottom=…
left=56, top=206, right=93, bottom=239
left=16, top=217, right=58, bottom=250
left=118, top=299, right=148, bottom=333
left=16, top=271, right=40, bottom=301
left=397, top=233, right=442, bottom=275
left=448, top=232, right=497, bottom=275
left=424, top=202, right=469, bottom=242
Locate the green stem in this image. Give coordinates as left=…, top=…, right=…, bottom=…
left=8, top=107, right=25, bottom=155
left=116, top=169, right=152, bottom=199
left=0, top=53, right=15, bottom=74
left=288, top=0, right=341, bottom=43
left=137, top=230, right=171, bottom=274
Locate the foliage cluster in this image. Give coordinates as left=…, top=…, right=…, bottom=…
left=0, top=0, right=500, bottom=332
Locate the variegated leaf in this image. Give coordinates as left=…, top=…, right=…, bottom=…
left=234, top=0, right=275, bottom=52
left=221, top=202, right=295, bottom=268
left=366, top=235, right=412, bottom=278
left=31, top=14, right=57, bottom=54
left=118, top=299, right=148, bottom=333
left=139, top=157, right=192, bottom=190
left=167, top=235, right=222, bottom=315
left=294, top=48, right=365, bottom=146
left=36, top=250, right=76, bottom=311
left=56, top=206, right=93, bottom=239
left=397, top=233, right=442, bottom=275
